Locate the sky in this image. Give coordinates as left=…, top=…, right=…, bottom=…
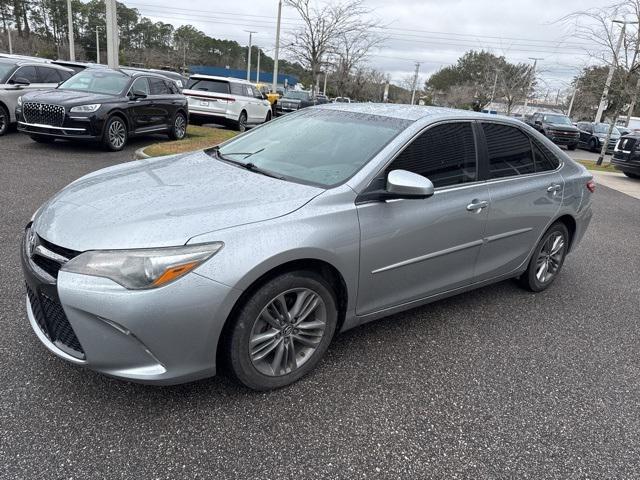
left=128, top=0, right=612, bottom=93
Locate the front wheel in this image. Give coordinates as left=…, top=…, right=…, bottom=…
left=0, top=104, right=9, bottom=136
left=168, top=112, right=187, bottom=140
left=224, top=271, right=338, bottom=390
left=589, top=138, right=598, bottom=152
left=102, top=116, right=128, bottom=151
left=623, top=171, right=640, bottom=179
left=264, top=111, right=272, bottom=123
left=518, top=222, right=569, bottom=292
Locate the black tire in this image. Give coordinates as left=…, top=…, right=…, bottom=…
left=168, top=111, right=187, bottom=140
left=518, top=222, right=569, bottom=292
left=264, top=110, right=272, bottom=123
left=0, top=104, right=9, bottom=136
left=102, top=116, right=128, bottom=151
left=224, top=270, right=338, bottom=391
left=567, top=144, right=577, bottom=151
left=589, top=138, right=597, bottom=152
left=236, top=111, right=248, bottom=132
left=30, top=134, right=55, bottom=144
left=622, top=171, right=640, bottom=179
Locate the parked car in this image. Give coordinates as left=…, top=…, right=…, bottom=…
left=576, top=121, right=621, bottom=153
left=612, top=133, right=640, bottom=179
left=275, top=90, right=316, bottom=115
left=0, top=57, right=74, bottom=136
left=616, top=126, right=632, bottom=136
left=183, top=74, right=271, bottom=131
left=315, top=94, right=330, bottom=104
left=124, top=67, right=188, bottom=90
left=334, top=97, right=352, bottom=103
left=527, top=112, right=579, bottom=150
left=16, top=68, right=188, bottom=150
left=51, top=60, right=107, bottom=74
left=21, top=104, right=594, bottom=390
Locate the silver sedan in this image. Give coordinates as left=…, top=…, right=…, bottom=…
left=22, top=104, right=594, bottom=390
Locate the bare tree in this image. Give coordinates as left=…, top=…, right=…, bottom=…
left=333, top=26, right=385, bottom=96
left=285, top=0, right=382, bottom=94
left=499, top=63, right=532, bottom=115
left=563, top=1, right=640, bottom=164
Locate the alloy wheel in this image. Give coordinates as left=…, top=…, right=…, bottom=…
left=108, top=120, right=126, bottom=149
left=175, top=114, right=186, bottom=139
left=0, top=109, right=7, bottom=135
left=535, top=232, right=566, bottom=283
left=238, top=113, right=247, bottom=132
left=249, top=288, right=327, bottom=377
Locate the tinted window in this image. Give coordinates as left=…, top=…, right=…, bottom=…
left=58, top=69, right=74, bottom=81
left=251, top=86, right=263, bottom=99
left=543, top=114, right=571, bottom=125
left=188, top=78, right=230, bottom=94
left=0, top=62, right=15, bottom=82
left=387, top=123, right=477, bottom=188
left=130, top=77, right=150, bottom=95
left=532, top=140, right=560, bottom=172
left=482, top=123, right=535, bottom=178
left=59, top=70, right=129, bottom=95
left=37, top=66, right=62, bottom=83
left=13, top=66, right=38, bottom=83
left=149, top=77, right=170, bottom=95
left=229, top=83, right=245, bottom=96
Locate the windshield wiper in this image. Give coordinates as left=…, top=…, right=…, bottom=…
left=209, top=147, right=283, bottom=180
left=219, top=148, right=265, bottom=160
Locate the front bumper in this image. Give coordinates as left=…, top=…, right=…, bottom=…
left=16, top=108, right=103, bottom=140
left=22, top=231, right=243, bottom=385
left=611, top=151, right=640, bottom=174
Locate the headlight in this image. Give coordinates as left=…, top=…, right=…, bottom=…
left=17, top=96, right=22, bottom=106
left=61, top=242, right=223, bottom=289
left=69, top=104, right=101, bottom=113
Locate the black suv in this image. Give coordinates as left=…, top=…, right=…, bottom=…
left=275, top=90, right=317, bottom=115
left=611, top=134, right=640, bottom=179
left=16, top=68, right=188, bottom=151
left=527, top=112, right=579, bottom=150
left=576, top=122, right=621, bottom=153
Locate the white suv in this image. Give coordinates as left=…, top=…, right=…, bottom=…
left=183, top=75, right=272, bottom=131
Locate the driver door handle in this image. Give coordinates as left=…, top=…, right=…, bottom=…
left=547, top=184, right=562, bottom=193
left=466, top=200, right=489, bottom=212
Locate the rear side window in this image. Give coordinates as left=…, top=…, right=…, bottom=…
left=532, top=139, right=560, bottom=172
left=387, top=122, right=477, bottom=188
left=482, top=123, right=535, bottom=178
left=149, top=77, right=170, bottom=95
left=58, top=69, right=74, bottom=81
left=187, top=79, right=229, bottom=94
left=230, top=83, right=246, bottom=96
left=37, top=67, right=62, bottom=83
left=13, top=66, right=38, bottom=83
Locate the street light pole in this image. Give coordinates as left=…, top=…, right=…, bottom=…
left=567, top=86, right=578, bottom=117
left=105, top=0, right=119, bottom=68
left=256, top=47, right=261, bottom=84
left=272, top=0, right=282, bottom=93
left=323, top=71, right=328, bottom=95
left=67, top=0, right=75, bottom=61
left=95, top=27, right=100, bottom=64
left=410, top=62, right=421, bottom=105
left=523, top=57, right=543, bottom=110
left=595, top=20, right=637, bottom=123
left=245, top=30, right=257, bottom=82
left=7, top=24, right=12, bottom=54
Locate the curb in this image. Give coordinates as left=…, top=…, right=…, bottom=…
left=134, top=146, right=151, bottom=160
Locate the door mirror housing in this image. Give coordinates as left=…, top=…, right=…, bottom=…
left=131, top=90, right=147, bottom=99
left=10, top=77, right=30, bottom=87
left=386, top=170, right=435, bottom=199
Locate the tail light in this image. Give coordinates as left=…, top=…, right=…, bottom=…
left=586, top=180, right=596, bottom=193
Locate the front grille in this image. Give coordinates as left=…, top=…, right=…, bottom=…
left=618, top=137, right=637, bottom=151
left=23, top=103, right=65, bottom=127
left=29, top=234, right=80, bottom=280
left=26, top=283, right=85, bottom=359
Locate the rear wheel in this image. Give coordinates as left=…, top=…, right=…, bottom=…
left=102, top=116, right=128, bottom=151
left=518, top=222, right=569, bottom=292
left=224, top=271, right=338, bottom=390
left=168, top=112, right=187, bottom=140
left=589, top=138, right=597, bottom=152
left=30, top=134, right=55, bottom=144
left=0, top=104, right=9, bottom=136
left=623, top=171, right=640, bottom=179
left=236, top=111, right=248, bottom=132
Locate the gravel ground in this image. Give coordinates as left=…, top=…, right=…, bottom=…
left=1, top=132, right=639, bottom=479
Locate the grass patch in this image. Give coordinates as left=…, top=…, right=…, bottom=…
left=576, top=159, right=620, bottom=173
left=143, top=125, right=238, bottom=157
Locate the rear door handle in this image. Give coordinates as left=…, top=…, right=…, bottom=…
left=547, top=184, right=562, bottom=193
left=466, top=200, right=489, bottom=212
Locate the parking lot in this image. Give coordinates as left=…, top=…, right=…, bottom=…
left=1, top=131, right=640, bottom=479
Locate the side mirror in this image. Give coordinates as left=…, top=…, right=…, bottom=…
left=386, top=170, right=434, bottom=199
left=534, top=120, right=542, bottom=126
left=131, top=90, right=147, bottom=99
left=10, top=77, right=30, bottom=87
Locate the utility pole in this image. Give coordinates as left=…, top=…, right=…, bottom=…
left=7, top=24, right=12, bottom=54
left=105, top=0, right=119, bottom=68
left=567, top=86, right=578, bottom=117
left=67, top=0, right=75, bottom=61
left=245, top=30, right=257, bottom=81
left=523, top=57, right=543, bottom=110
left=625, top=76, right=640, bottom=126
left=256, top=47, right=261, bottom=83
left=272, top=0, right=282, bottom=93
left=95, top=27, right=100, bottom=64
left=410, top=62, right=421, bottom=105
left=595, top=20, right=637, bottom=123
left=489, top=69, right=500, bottom=105
left=323, top=71, right=328, bottom=95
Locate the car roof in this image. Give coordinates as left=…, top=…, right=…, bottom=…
left=315, top=103, right=525, bottom=123
left=52, top=60, right=107, bottom=68
left=0, top=56, right=73, bottom=71
left=189, top=74, right=253, bottom=85
left=119, top=68, right=178, bottom=80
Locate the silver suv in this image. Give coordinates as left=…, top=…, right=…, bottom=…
left=22, top=104, right=594, bottom=390
left=0, top=58, right=74, bottom=135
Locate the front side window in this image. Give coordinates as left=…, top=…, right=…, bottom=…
left=12, top=66, right=38, bottom=83
left=0, top=63, right=16, bottom=83
left=216, top=109, right=410, bottom=187
left=482, top=123, right=535, bottom=178
left=130, top=77, right=150, bottom=95
left=386, top=122, right=477, bottom=188
left=59, top=70, right=129, bottom=95
left=187, top=78, right=230, bottom=94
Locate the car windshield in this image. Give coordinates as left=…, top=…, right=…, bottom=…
left=543, top=114, right=571, bottom=125
left=0, top=63, right=15, bottom=82
left=216, top=109, right=410, bottom=187
left=58, top=70, right=129, bottom=95
left=594, top=123, right=620, bottom=135
left=284, top=91, right=310, bottom=100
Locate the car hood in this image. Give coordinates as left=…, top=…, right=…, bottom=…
left=281, top=98, right=303, bottom=104
left=548, top=123, right=578, bottom=132
left=20, top=89, right=118, bottom=105
left=33, top=150, right=324, bottom=251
